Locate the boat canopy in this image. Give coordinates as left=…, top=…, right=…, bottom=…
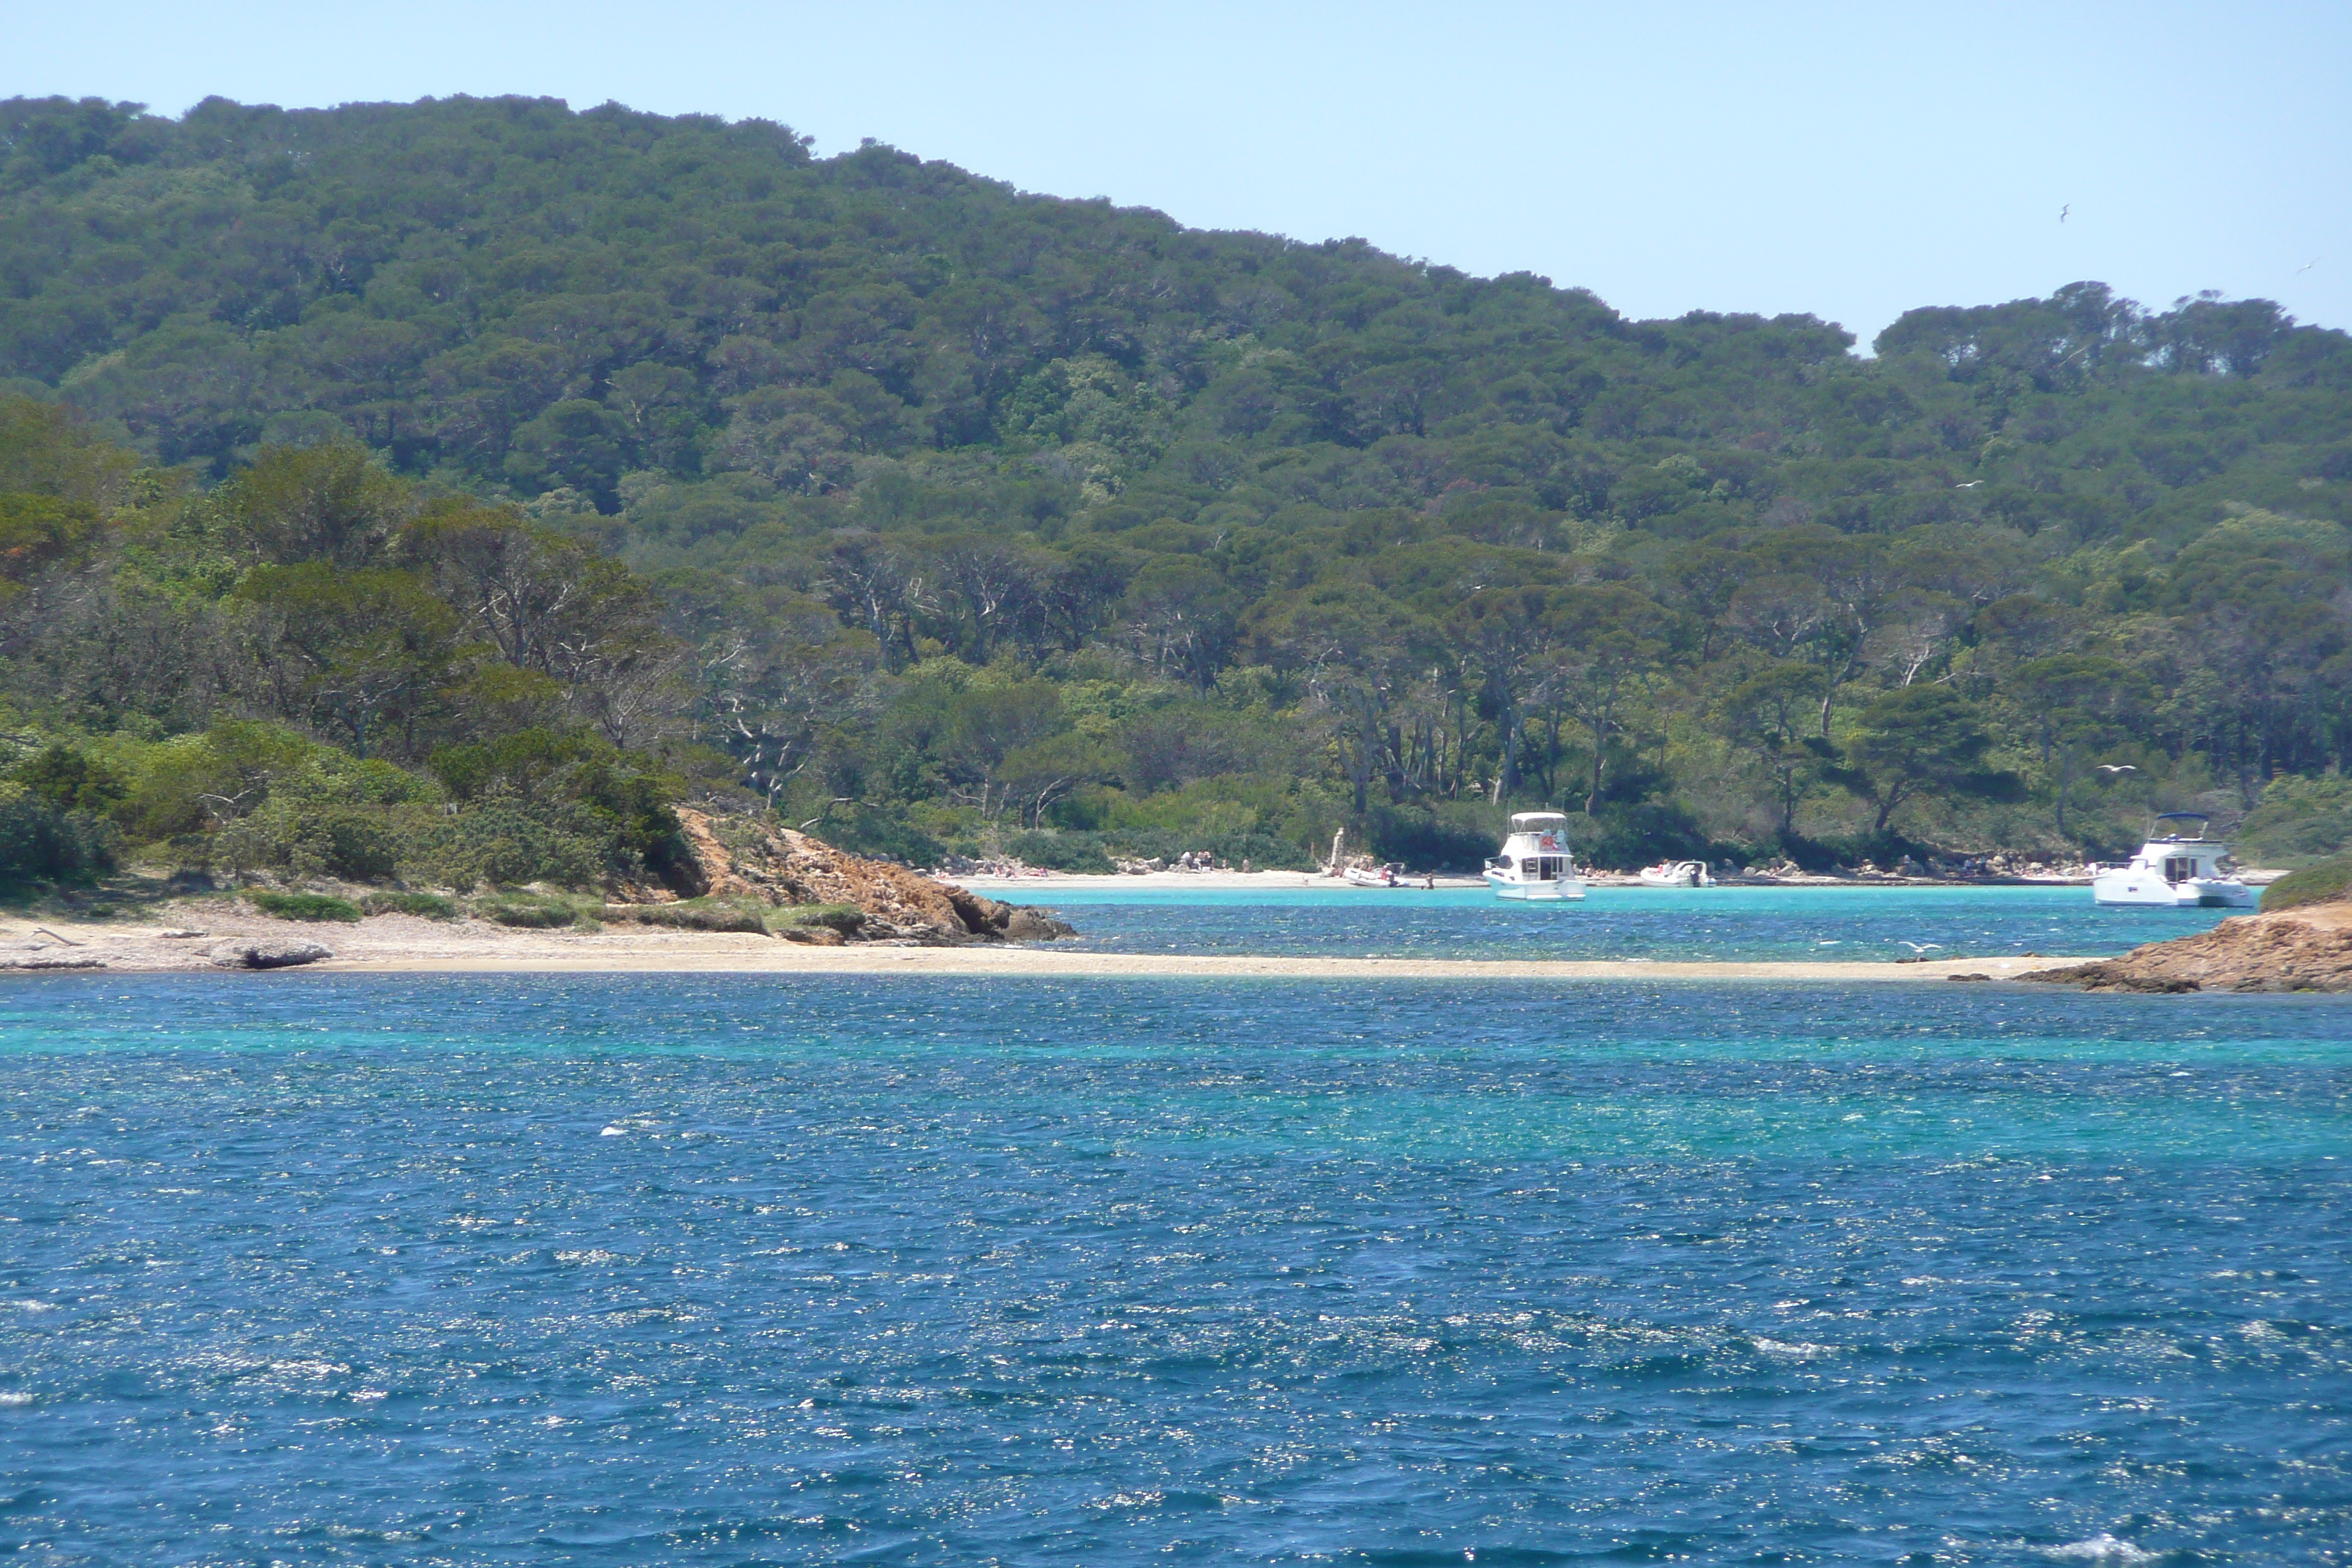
left=2152, top=812, right=2212, bottom=841
left=1509, top=812, right=1569, bottom=828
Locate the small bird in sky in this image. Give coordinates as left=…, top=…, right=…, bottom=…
left=1954, top=480, right=1983, bottom=489
left=2300, top=258, right=2321, bottom=274
left=2059, top=204, right=2070, bottom=223
left=2095, top=764, right=2139, bottom=774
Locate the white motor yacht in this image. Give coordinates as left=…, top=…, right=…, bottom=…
left=2091, top=813, right=2255, bottom=909
left=1485, top=812, right=1586, bottom=901
left=1637, top=860, right=1714, bottom=888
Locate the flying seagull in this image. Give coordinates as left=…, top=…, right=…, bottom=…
left=1954, top=480, right=1983, bottom=489
left=2059, top=204, right=2070, bottom=223
left=1896, top=941, right=1943, bottom=954
left=2095, top=764, right=2139, bottom=774
left=2300, top=259, right=2321, bottom=274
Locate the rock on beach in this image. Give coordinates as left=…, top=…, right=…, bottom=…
left=211, top=938, right=336, bottom=970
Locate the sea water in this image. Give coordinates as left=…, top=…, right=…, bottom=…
left=1, top=945, right=2346, bottom=1562
left=1011, top=883, right=2232, bottom=962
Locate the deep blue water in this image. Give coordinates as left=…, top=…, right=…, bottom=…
left=1, top=962, right=2347, bottom=1564
left=1006, top=883, right=2232, bottom=962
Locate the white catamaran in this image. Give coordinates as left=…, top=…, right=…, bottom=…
left=2091, top=813, right=2255, bottom=909
left=1484, top=813, right=1586, bottom=901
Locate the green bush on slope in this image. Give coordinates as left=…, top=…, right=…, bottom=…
left=473, top=895, right=600, bottom=930
left=0, top=788, right=115, bottom=885
left=2261, top=859, right=2352, bottom=913
left=2239, top=776, right=2352, bottom=867
left=246, top=890, right=363, bottom=921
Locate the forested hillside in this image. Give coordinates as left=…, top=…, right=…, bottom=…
left=4, top=91, right=2352, bottom=884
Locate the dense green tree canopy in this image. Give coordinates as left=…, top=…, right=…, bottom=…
left=3, top=93, right=2351, bottom=877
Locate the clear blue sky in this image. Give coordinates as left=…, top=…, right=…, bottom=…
left=10, top=1, right=2348, bottom=347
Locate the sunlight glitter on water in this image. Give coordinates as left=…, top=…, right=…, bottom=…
left=1004, top=883, right=2230, bottom=962
left=0, top=965, right=2345, bottom=1565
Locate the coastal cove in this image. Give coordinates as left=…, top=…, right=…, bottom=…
left=1, top=970, right=2345, bottom=1564
left=968, top=881, right=2229, bottom=966
left=0, top=881, right=2250, bottom=977
left=2, top=59, right=2348, bottom=1568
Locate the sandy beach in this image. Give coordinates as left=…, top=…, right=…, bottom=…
left=0, top=911, right=2081, bottom=981
left=334, top=947, right=2078, bottom=982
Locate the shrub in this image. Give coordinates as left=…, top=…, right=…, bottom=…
left=2239, top=775, right=2352, bottom=867
left=568, top=755, right=693, bottom=889
left=248, top=890, right=363, bottom=922
left=125, top=720, right=325, bottom=841
left=475, top=897, right=592, bottom=929
left=772, top=903, right=866, bottom=935
left=114, top=734, right=230, bottom=840
left=429, top=728, right=605, bottom=802
left=601, top=900, right=769, bottom=932
left=12, top=744, right=127, bottom=812
left=295, top=810, right=399, bottom=882
left=1362, top=805, right=1496, bottom=871
left=361, top=891, right=459, bottom=919
left=1578, top=798, right=1712, bottom=872
left=342, top=758, right=440, bottom=806
left=427, top=730, right=692, bottom=890
left=1060, top=826, right=1309, bottom=871
left=2261, top=857, right=2352, bottom=913
left=404, top=794, right=611, bottom=890
left=1005, top=830, right=1117, bottom=874
left=191, top=791, right=408, bottom=884
left=807, top=804, right=949, bottom=867
left=1765, top=831, right=1846, bottom=873
left=0, top=787, right=117, bottom=885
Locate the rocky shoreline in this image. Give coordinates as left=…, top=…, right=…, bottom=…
left=2024, top=900, right=2352, bottom=994
left=671, top=810, right=1072, bottom=945
left=0, top=812, right=1075, bottom=975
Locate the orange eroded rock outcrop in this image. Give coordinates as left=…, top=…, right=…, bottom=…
left=668, top=810, right=1074, bottom=946
left=2023, top=900, right=2352, bottom=993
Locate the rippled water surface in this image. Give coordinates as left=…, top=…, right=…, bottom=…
left=1004, top=883, right=2234, bottom=962
left=2, top=962, right=2347, bottom=1565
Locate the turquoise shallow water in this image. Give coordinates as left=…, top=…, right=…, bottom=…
left=1001, top=884, right=2232, bottom=962
left=1, top=950, right=2347, bottom=1563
